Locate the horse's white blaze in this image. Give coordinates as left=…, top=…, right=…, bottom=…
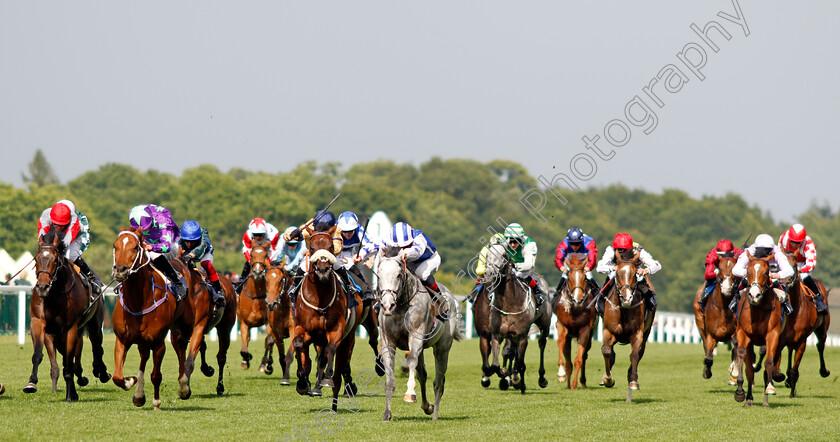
left=41, top=250, right=51, bottom=259
left=122, top=236, right=129, bottom=247
left=720, top=277, right=732, bottom=294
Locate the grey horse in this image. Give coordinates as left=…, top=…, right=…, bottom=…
left=484, top=243, right=552, bottom=393
left=376, top=252, right=463, bottom=421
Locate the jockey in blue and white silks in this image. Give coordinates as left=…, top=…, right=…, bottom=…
left=335, top=212, right=375, bottom=304
left=272, top=226, right=306, bottom=274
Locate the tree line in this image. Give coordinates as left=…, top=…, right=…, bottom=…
left=1, top=156, right=838, bottom=313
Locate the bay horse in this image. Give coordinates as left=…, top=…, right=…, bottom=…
left=191, top=267, right=237, bottom=395
left=263, top=264, right=296, bottom=384
left=484, top=243, right=551, bottom=394
left=26, top=230, right=110, bottom=401
left=377, top=251, right=462, bottom=421
left=693, top=256, right=738, bottom=383
left=772, top=253, right=830, bottom=397
left=293, top=229, right=365, bottom=410
left=236, top=240, right=271, bottom=370
left=555, top=253, right=598, bottom=390
left=112, top=228, right=183, bottom=409
left=600, top=253, right=656, bottom=402
left=733, top=252, right=784, bottom=406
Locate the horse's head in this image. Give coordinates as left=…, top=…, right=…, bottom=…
left=249, top=240, right=271, bottom=281
left=745, top=251, right=773, bottom=305
left=781, top=252, right=799, bottom=286
left=614, top=251, right=641, bottom=308
left=563, top=253, right=589, bottom=306
left=483, top=243, right=512, bottom=292
left=717, top=256, right=737, bottom=297
left=34, top=230, right=65, bottom=298
left=376, top=252, right=406, bottom=316
left=265, top=265, right=287, bottom=311
left=309, top=229, right=336, bottom=283
left=112, top=228, right=146, bottom=282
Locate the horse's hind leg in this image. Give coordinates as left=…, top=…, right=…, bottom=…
left=45, top=334, right=60, bottom=393
left=537, top=332, right=548, bottom=389
left=514, top=338, right=529, bottom=394
left=600, top=331, right=617, bottom=388
left=816, top=316, right=831, bottom=377
left=151, top=341, right=166, bottom=410
left=479, top=334, right=493, bottom=387
left=216, top=326, right=232, bottom=395
left=788, top=342, right=807, bottom=398
left=25, top=318, right=46, bottom=393
left=364, top=314, right=384, bottom=377
left=133, top=346, right=150, bottom=408
left=416, top=354, right=433, bottom=417
left=74, top=336, right=88, bottom=387
left=199, top=340, right=214, bottom=377
left=170, top=329, right=191, bottom=400
left=62, top=326, right=80, bottom=402
left=112, top=338, right=136, bottom=391
left=260, top=334, right=274, bottom=375
left=239, top=322, right=252, bottom=369
left=702, top=335, right=717, bottom=379
left=86, top=307, right=111, bottom=383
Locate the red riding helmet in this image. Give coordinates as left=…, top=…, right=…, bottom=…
left=50, top=203, right=72, bottom=226
left=612, top=233, right=633, bottom=249
left=716, top=239, right=734, bottom=253
left=787, top=224, right=807, bottom=242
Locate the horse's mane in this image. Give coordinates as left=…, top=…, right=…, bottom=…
left=383, top=246, right=400, bottom=258
left=41, top=228, right=66, bottom=256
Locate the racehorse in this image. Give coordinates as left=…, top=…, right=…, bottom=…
left=111, top=228, right=182, bottom=409
left=236, top=240, right=271, bottom=370
left=293, top=229, right=365, bottom=410
left=191, top=267, right=237, bottom=395
left=484, top=243, right=551, bottom=394
left=733, top=252, right=784, bottom=407
left=376, top=250, right=462, bottom=421
left=555, top=253, right=598, bottom=390
left=600, top=253, right=656, bottom=402
left=26, top=230, right=110, bottom=401
left=693, top=256, right=739, bottom=383
left=263, top=264, right=295, bottom=384
left=772, top=253, right=830, bottom=397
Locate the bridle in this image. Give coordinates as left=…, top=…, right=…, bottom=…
left=35, top=244, right=76, bottom=296
left=561, top=267, right=592, bottom=308
left=115, top=230, right=152, bottom=277
left=746, top=257, right=772, bottom=295
left=607, top=260, right=642, bottom=309
left=376, top=255, right=412, bottom=307
left=265, top=265, right=288, bottom=309
left=487, top=254, right=533, bottom=316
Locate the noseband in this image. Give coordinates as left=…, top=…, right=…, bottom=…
left=36, top=245, right=75, bottom=295
left=115, top=231, right=151, bottom=276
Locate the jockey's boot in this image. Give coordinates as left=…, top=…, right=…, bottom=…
left=595, top=277, right=613, bottom=315
left=467, top=280, right=484, bottom=304
left=335, top=267, right=359, bottom=310
left=152, top=256, right=186, bottom=302
left=74, top=256, right=103, bottom=300
left=698, top=279, right=716, bottom=310
left=639, top=281, right=657, bottom=312
left=348, top=265, right=375, bottom=307
left=772, top=284, right=793, bottom=317
left=209, top=279, right=226, bottom=308
left=423, top=277, right=450, bottom=321
left=803, top=276, right=829, bottom=314
left=287, top=268, right=304, bottom=305
left=555, top=276, right=567, bottom=295
left=234, top=261, right=251, bottom=294
left=525, top=277, right=546, bottom=310
left=587, top=277, right=601, bottom=296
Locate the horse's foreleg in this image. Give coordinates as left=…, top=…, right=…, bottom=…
left=515, top=338, right=529, bottom=394
left=86, top=308, right=111, bottom=384
left=734, top=336, right=747, bottom=403
left=626, top=330, right=645, bottom=402
left=556, top=324, right=569, bottom=385
left=489, top=336, right=501, bottom=377
left=293, top=332, right=312, bottom=396
left=216, top=329, right=231, bottom=395
left=404, top=335, right=423, bottom=403
left=260, top=333, right=274, bottom=375
left=415, top=353, right=432, bottom=417
left=74, top=335, right=88, bottom=387
left=170, top=329, right=191, bottom=400
left=537, top=332, right=548, bottom=389
left=133, top=346, right=150, bottom=407
left=63, top=326, right=80, bottom=402
left=577, top=325, right=595, bottom=389
left=381, top=345, right=396, bottom=422
left=112, top=338, right=135, bottom=391
left=198, top=340, right=213, bottom=377
left=320, top=337, right=339, bottom=389
left=601, top=330, right=617, bottom=388
left=151, top=340, right=166, bottom=410
left=816, top=315, right=831, bottom=377
left=45, top=334, right=59, bottom=393
left=25, top=318, right=46, bottom=393
left=479, top=334, right=492, bottom=387
left=788, top=341, right=807, bottom=398
left=702, top=333, right=717, bottom=379
left=239, top=321, right=252, bottom=369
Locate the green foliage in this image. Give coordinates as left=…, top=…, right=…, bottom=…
left=21, top=149, right=60, bottom=189
left=2, top=159, right=837, bottom=313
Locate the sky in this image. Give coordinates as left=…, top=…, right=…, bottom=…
left=2, top=1, right=838, bottom=223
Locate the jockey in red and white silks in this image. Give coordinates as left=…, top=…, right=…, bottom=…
left=778, top=224, right=827, bottom=313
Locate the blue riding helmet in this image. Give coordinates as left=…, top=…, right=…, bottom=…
left=181, top=220, right=202, bottom=241
left=337, top=211, right=359, bottom=232
left=567, top=227, right=584, bottom=244
left=313, top=210, right=336, bottom=231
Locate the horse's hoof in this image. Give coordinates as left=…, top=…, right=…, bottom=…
left=734, top=390, right=745, bottom=403
left=67, top=392, right=79, bottom=402
left=745, top=399, right=752, bottom=407
left=0, top=384, right=4, bottom=395
left=602, top=376, right=615, bottom=388
left=133, top=395, right=146, bottom=407
left=295, top=380, right=309, bottom=396
left=98, top=372, right=112, bottom=384
left=557, top=375, right=567, bottom=383
left=375, top=359, right=386, bottom=377
left=258, top=364, right=266, bottom=373
left=403, top=394, right=417, bottom=403
left=217, top=383, right=225, bottom=396
left=383, top=410, right=392, bottom=422
left=309, top=387, right=322, bottom=397
left=280, top=378, right=291, bottom=386
left=77, top=376, right=89, bottom=387
left=481, top=377, right=491, bottom=388
left=201, top=365, right=215, bottom=377
left=23, top=383, right=37, bottom=394
left=344, top=383, right=358, bottom=398
left=772, top=372, right=785, bottom=383
left=422, top=403, right=434, bottom=415
left=264, top=365, right=274, bottom=376
left=319, top=379, right=334, bottom=389
left=765, top=384, right=776, bottom=395
left=784, top=379, right=791, bottom=388
left=499, top=378, right=509, bottom=391
left=539, top=377, right=548, bottom=389
left=728, top=376, right=738, bottom=386
left=240, top=361, right=250, bottom=370
left=820, top=368, right=830, bottom=378
left=702, top=367, right=712, bottom=379
left=153, top=399, right=162, bottom=411
left=629, top=381, right=639, bottom=391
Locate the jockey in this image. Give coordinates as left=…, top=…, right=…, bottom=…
left=731, top=233, right=795, bottom=316
left=778, top=224, right=827, bottom=314
left=37, top=200, right=102, bottom=297
left=500, top=223, right=548, bottom=309
left=595, top=233, right=661, bottom=315
left=359, top=221, right=449, bottom=319
left=336, top=211, right=375, bottom=306
left=467, top=233, right=506, bottom=302
left=128, top=204, right=186, bottom=301
left=271, top=226, right=306, bottom=274
left=555, top=227, right=599, bottom=295
left=177, top=220, right=226, bottom=308
left=235, top=218, right=280, bottom=294
left=697, top=239, right=743, bottom=309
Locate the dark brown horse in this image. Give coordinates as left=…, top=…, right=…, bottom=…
left=263, top=264, right=296, bottom=384
left=733, top=252, right=784, bottom=406
left=26, top=230, right=110, bottom=401
left=192, top=269, right=238, bottom=395
left=772, top=253, right=830, bottom=397
left=293, top=229, right=366, bottom=410
left=112, top=228, right=183, bottom=409
left=693, top=256, right=738, bottom=383
left=600, top=255, right=656, bottom=402
left=555, top=253, right=598, bottom=390
left=236, top=240, right=270, bottom=370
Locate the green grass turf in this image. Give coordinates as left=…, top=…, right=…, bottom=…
left=0, top=333, right=839, bottom=441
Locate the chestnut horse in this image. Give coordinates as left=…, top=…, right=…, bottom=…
left=263, top=264, right=296, bottom=384
left=293, top=229, right=365, bottom=410
left=192, top=269, right=237, bottom=395
left=236, top=240, right=271, bottom=370
left=111, top=228, right=182, bottom=409
left=772, top=253, right=830, bottom=397
left=693, top=256, right=738, bottom=383
left=27, top=230, right=110, bottom=401
left=733, top=252, right=784, bottom=407
left=600, top=255, right=656, bottom=402
left=555, top=253, right=598, bottom=390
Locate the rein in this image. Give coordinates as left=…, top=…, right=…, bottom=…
left=488, top=262, right=533, bottom=316
left=36, top=245, right=77, bottom=295
left=114, top=230, right=171, bottom=316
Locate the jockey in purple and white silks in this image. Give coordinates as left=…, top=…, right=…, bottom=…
left=730, top=233, right=795, bottom=316
left=336, top=212, right=375, bottom=305
left=128, top=204, right=186, bottom=301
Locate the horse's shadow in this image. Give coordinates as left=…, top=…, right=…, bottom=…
left=193, top=392, right=246, bottom=399
left=164, top=405, right=215, bottom=412
left=608, top=397, right=664, bottom=404
left=387, top=414, right=470, bottom=422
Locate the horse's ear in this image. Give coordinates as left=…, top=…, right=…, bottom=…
left=328, top=225, right=337, bottom=236
left=51, top=232, right=61, bottom=247
left=746, top=250, right=753, bottom=260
